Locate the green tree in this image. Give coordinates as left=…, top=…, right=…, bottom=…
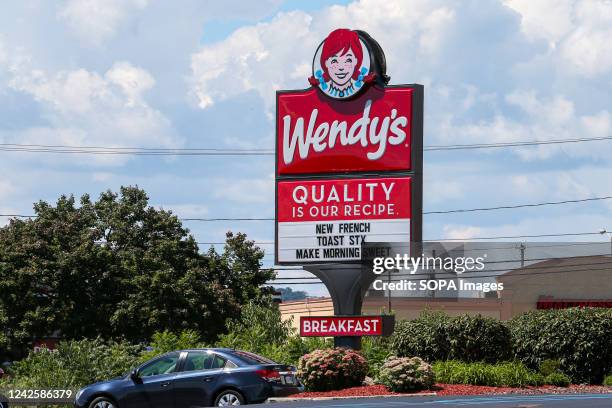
left=0, top=186, right=275, bottom=358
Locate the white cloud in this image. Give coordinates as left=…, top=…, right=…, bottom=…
left=213, top=175, right=274, bottom=204
left=506, top=0, right=612, bottom=77
left=434, top=88, right=612, bottom=161
left=560, top=24, right=612, bottom=77
left=105, top=62, right=155, bottom=107
left=92, top=172, right=113, bottom=182
left=7, top=61, right=179, bottom=165
left=504, top=0, right=574, bottom=45
left=443, top=225, right=483, bottom=240
left=191, top=11, right=314, bottom=110
left=0, top=37, right=6, bottom=67
left=161, top=204, right=209, bottom=218
left=0, top=180, right=15, bottom=200
left=58, top=0, right=148, bottom=45
left=439, top=212, right=611, bottom=243
left=190, top=0, right=459, bottom=111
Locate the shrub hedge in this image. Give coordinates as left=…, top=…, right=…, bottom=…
left=377, top=356, right=434, bottom=392
left=2, top=338, right=142, bottom=389
left=391, top=311, right=511, bottom=363
left=390, top=311, right=450, bottom=362
left=544, top=372, right=571, bottom=387
left=603, top=374, right=612, bottom=386
left=508, top=308, right=612, bottom=384
left=446, top=314, right=512, bottom=363
left=297, top=348, right=368, bottom=391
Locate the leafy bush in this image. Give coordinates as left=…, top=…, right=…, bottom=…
left=390, top=311, right=450, bottom=362
left=433, top=361, right=543, bottom=387
left=361, top=337, right=393, bottom=378
left=214, top=300, right=332, bottom=365
left=391, top=312, right=511, bottom=363
left=603, top=374, right=612, bottom=386
left=216, top=300, right=293, bottom=352
left=509, top=308, right=612, bottom=384
left=3, top=338, right=142, bottom=389
left=539, top=359, right=562, bottom=377
left=544, top=372, right=571, bottom=387
left=446, top=315, right=512, bottom=363
left=377, top=356, right=434, bottom=392
left=297, top=348, right=368, bottom=391
left=140, top=330, right=204, bottom=362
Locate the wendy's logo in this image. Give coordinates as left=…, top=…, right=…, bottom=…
left=310, top=29, right=385, bottom=100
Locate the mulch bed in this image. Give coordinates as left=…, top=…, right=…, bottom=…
left=294, top=384, right=612, bottom=398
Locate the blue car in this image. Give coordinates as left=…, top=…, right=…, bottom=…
left=74, top=349, right=302, bottom=408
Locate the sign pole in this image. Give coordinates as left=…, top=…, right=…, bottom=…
left=304, top=264, right=377, bottom=349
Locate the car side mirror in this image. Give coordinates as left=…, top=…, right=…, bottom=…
left=130, top=368, right=141, bottom=382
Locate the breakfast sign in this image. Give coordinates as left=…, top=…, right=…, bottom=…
left=275, top=28, right=423, bottom=266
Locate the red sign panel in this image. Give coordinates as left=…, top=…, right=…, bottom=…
left=277, top=176, right=411, bottom=222
left=300, top=316, right=384, bottom=337
left=277, top=86, right=413, bottom=175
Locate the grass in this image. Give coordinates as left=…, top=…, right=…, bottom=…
left=432, top=361, right=544, bottom=388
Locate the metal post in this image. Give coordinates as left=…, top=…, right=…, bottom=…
left=304, top=264, right=378, bottom=350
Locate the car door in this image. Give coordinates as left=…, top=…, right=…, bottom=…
left=173, top=351, right=227, bottom=408
left=124, top=352, right=180, bottom=408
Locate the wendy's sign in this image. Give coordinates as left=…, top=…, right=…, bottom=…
left=277, top=86, right=414, bottom=175
left=275, top=28, right=422, bottom=266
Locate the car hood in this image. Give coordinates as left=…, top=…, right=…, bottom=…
left=86, top=376, right=128, bottom=389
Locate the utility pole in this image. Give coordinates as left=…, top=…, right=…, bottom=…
left=519, top=243, right=526, bottom=267
left=600, top=229, right=612, bottom=256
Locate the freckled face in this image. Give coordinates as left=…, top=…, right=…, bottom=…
left=325, top=48, right=357, bottom=86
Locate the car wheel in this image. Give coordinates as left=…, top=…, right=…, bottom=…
left=214, top=390, right=245, bottom=406
left=88, top=397, right=117, bottom=408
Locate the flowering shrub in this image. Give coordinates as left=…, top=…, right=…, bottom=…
left=297, top=348, right=368, bottom=391
left=377, top=356, right=435, bottom=392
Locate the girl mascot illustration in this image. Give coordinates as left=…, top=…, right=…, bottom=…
left=310, top=29, right=376, bottom=99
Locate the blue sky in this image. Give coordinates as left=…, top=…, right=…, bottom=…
left=1, top=0, right=611, bottom=296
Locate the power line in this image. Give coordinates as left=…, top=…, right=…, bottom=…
left=423, top=135, right=612, bottom=151
left=428, top=231, right=603, bottom=241
left=424, top=196, right=612, bottom=214
left=182, top=217, right=272, bottom=221
left=0, top=214, right=607, bottom=245
left=0, top=143, right=273, bottom=156
left=169, top=195, right=612, bottom=220
left=0, top=135, right=611, bottom=155
left=269, top=256, right=612, bottom=281
left=270, top=262, right=612, bottom=285
left=2, top=195, right=611, bottom=221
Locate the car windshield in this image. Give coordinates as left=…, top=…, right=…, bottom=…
left=232, top=351, right=276, bottom=365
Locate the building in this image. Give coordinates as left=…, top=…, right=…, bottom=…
left=279, top=255, right=612, bottom=327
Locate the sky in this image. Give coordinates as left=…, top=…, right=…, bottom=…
left=1, top=0, right=611, bottom=296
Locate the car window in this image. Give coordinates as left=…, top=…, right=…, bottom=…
left=182, top=352, right=228, bottom=372
left=183, top=352, right=211, bottom=372
left=139, top=353, right=179, bottom=377
left=210, top=355, right=226, bottom=369
left=232, top=351, right=276, bottom=365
